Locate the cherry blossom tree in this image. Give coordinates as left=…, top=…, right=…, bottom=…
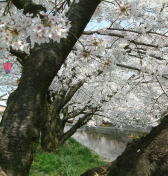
left=0, top=0, right=101, bottom=175
left=1, top=0, right=168, bottom=131
left=81, top=0, right=168, bottom=175
left=40, top=0, right=168, bottom=140
left=0, top=0, right=168, bottom=175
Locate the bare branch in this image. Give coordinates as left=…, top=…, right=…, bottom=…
left=62, top=80, right=85, bottom=107
left=116, top=63, right=141, bottom=72
left=84, top=30, right=159, bottom=48
left=62, top=109, right=97, bottom=141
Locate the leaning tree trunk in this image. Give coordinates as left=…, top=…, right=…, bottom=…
left=107, top=116, right=168, bottom=176
left=0, top=0, right=101, bottom=175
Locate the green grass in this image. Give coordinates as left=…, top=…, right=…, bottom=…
left=30, top=138, right=106, bottom=176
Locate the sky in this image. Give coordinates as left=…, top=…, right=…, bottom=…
left=85, top=19, right=111, bottom=31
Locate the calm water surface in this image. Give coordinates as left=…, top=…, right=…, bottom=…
left=72, top=128, right=128, bottom=161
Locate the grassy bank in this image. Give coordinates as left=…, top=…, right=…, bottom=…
left=30, top=138, right=106, bottom=176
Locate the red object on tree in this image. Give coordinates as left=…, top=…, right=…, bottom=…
left=3, top=62, right=12, bottom=74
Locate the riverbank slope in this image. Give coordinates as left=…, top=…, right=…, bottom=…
left=30, top=138, right=107, bottom=176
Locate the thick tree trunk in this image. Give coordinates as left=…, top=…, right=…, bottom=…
left=107, top=116, right=168, bottom=176
left=41, top=113, right=65, bottom=152
left=0, top=49, right=63, bottom=176
left=0, top=0, right=101, bottom=175
left=41, top=128, right=64, bottom=152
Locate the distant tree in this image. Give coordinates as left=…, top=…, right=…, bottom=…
left=40, top=54, right=113, bottom=151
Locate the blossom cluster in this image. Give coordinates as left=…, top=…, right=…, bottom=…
left=0, top=9, right=71, bottom=56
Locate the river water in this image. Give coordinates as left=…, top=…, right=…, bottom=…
left=73, top=131, right=126, bottom=161
left=71, top=127, right=132, bottom=161
left=70, top=126, right=148, bottom=161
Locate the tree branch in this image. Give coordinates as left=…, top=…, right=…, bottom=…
left=10, top=47, right=28, bottom=65
left=116, top=63, right=141, bottom=72
left=62, top=80, right=84, bottom=108
left=84, top=30, right=159, bottom=48
left=62, top=110, right=96, bottom=142
left=0, top=0, right=101, bottom=174
left=51, top=80, right=85, bottom=117
left=11, top=0, right=46, bottom=15
left=62, top=104, right=90, bottom=125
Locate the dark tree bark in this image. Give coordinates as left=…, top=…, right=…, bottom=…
left=107, top=116, right=168, bottom=176
left=41, top=108, right=65, bottom=152
left=0, top=0, right=101, bottom=175
left=80, top=164, right=110, bottom=176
